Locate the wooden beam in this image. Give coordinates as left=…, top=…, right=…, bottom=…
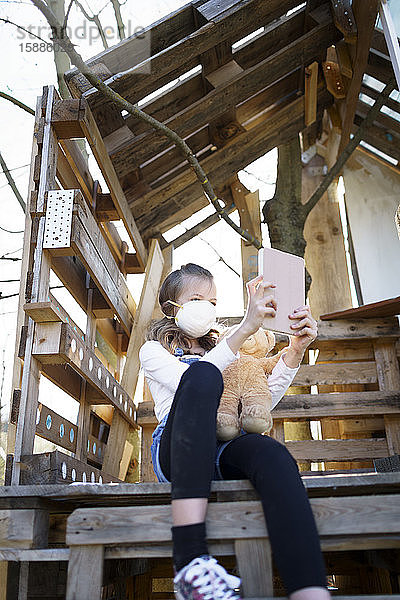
left=102, top=240, right=164, bottom=478
left=31, top=321, right=136, bottom=426
left=337, top=0, right=381, bottom=156
left=111, top=18, right=340, bottom=179
left=273, top=390, right=400, bottom=419
left=66, top=495, right=400, bottom=546
left=43, top=189, right=136, bottom=335
left=130, top=87, right=332, bottom=236
left=353, top=115, right=400, bottom=163
left=66, top=0, right=303, bottom=107
left=305, top=61, right=319, bottom=125
left=329, top=0, right=357, bottom=44
left=162, top=202, right=236, bottom=249
left=117, top=6, right=308, bottom=142
left=76, top=101, right=147, bottom=268
left=11, top=86, right=58, bottom=486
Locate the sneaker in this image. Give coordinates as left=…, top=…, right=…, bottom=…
left=173, top=554, right=241, bottom=600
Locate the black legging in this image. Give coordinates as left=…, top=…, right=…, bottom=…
left=159, top=360, right=327, bottom=595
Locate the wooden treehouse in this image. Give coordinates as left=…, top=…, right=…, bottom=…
left=1, top=0, right=400, bottom=598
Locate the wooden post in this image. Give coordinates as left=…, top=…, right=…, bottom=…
left=235, top=538, right=273, bottom=597
left=124, top=244, right=172, bottom=483
left=373, top=339, right=400, bottom=455
left=66, top=545, right=104, bottom=600
left=230, top=176, right=261, bottom=306
left=11, top=86, right=58, bottom=486
left=102, top=239, right=164, bottom=478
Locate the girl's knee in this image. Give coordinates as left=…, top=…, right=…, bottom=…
left=180, top=360, right=224, bottom=397
left=247, top=433, right=299, bottom=469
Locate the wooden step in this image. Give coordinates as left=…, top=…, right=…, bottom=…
left=31, top=320, right=136, bottom=427
left=137, top=391, right=400, bottom=426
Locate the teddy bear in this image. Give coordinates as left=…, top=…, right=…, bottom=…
left=216, top=327, right=290, bottom=441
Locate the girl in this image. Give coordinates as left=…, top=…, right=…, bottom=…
left=139, top=263, right=330, bottom=600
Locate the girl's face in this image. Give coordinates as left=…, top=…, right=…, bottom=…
left=176, top=276, right=217, bottom=308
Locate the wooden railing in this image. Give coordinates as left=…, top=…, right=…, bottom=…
left=138, top=315, right=400, bottom=480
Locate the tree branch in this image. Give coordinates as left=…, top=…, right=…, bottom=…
left=0, top=91, right=34, bottom=115
left=0, top=151, right=26, bottom=213
left=73, top=0, right=109, bottom=49
left=30, top=0, right=262, bottom=249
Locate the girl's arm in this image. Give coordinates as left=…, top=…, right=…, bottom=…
left=269, top=351, right=301, bottom=409
left=139, top=338, right=240, bottom=392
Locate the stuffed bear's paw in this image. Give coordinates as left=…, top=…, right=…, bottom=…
left=216, top=413, right=240, bottom=441
left=239, top=405, right=273, bottom=435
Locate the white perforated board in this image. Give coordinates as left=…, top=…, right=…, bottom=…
left=43, top=190, right=74, bottom=249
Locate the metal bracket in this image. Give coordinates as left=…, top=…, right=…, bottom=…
left=43, top=189, right=74, bottom=249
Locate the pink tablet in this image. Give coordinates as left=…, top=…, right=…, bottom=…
left=258, top=247, right=305, bottom=335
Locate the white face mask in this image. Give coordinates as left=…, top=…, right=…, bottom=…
left=165, top=299, right=217, bottom=338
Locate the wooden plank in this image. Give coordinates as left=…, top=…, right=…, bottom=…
left=11, top=86, right=58, bottom=486
left=111, top=19, right=340, bottom=179
left=116, top=8, right=306, bottom=143
left=131, top=89, right=331, bottom=235
left=102, top=239, right=164, bottom=477
left=320, top=295, right=400, bottom=320
left=291, top=361, right=377, bottom=386
left=43, top=190, right=135, bottom=335
left=373, top=339, right=400, bottom=455
left=337, top=0, right=380, bottom=156
left=23, top=293, right=85, bottom=340
left=272, top=390, right=400, bottom=419
left=352, top=117, right=400, bottom=164
left=32, top=321, right=136, bottom=426
left=66, top=494, right=400, bottom=546
left=235, top=539, right=273, bottom=597
left=305, top=61, right=319, bottom=126
left=66, top=545, right=103, bottom=600
left=35, top=402, right=77, bottom=453
left=78, top=103, right=147, bottom=268
left=69, top=0, right=301, bottom=107
left=51, top=255, right=109, bottom=318
left=59, top=139, right=94, bottom=205
left=1, top=473, right=400, bottom=506
left=51, top=98, right=86, bottom=138
left=19, top=450, right=122, bottom=484
left=231, top=178, right=261, bottom=303
left=0, top=509, right=48, bottom=549
left=286, top=438, right=388, bottom=462
left=329, top=0, right=357, bottom=43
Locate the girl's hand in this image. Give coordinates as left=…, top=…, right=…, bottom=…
left=288, top=305, right=318, bottom=353
left=242, top=275, right=277, bottom=336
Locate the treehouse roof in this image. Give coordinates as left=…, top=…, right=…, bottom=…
left=64, top=0, right=400, bottom=246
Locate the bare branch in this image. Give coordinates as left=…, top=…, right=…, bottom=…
left=0, top=91, right=34, bottom=115
left=30, top=0, right=262, bottom=249
left=0, top=151, right=26, bottom=213
left=73, top=0, right=109, bottom=49
left=0, top=17, right=48, bottom=43
left=109, top=0, right=125, bottom=40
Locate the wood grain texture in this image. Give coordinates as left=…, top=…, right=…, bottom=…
left=66, top=494, right=400, bottom=546
left=66, top=544, right=104, bottom=600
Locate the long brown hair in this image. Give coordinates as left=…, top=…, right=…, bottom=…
left=146, top=263, right=221, bottom=354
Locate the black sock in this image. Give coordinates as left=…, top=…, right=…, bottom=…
left=172, top=521, right=208, bottom=572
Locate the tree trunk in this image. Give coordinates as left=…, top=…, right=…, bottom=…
left=262, top=135, right=312, bottom=296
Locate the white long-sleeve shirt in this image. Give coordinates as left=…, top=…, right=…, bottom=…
left=139, top=338, right=300, bottom=422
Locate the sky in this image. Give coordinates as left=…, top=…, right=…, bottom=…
left=0, top=0, right=287, bottom=461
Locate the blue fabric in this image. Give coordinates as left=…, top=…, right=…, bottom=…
left=150, top=350, right=245, bottom=483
